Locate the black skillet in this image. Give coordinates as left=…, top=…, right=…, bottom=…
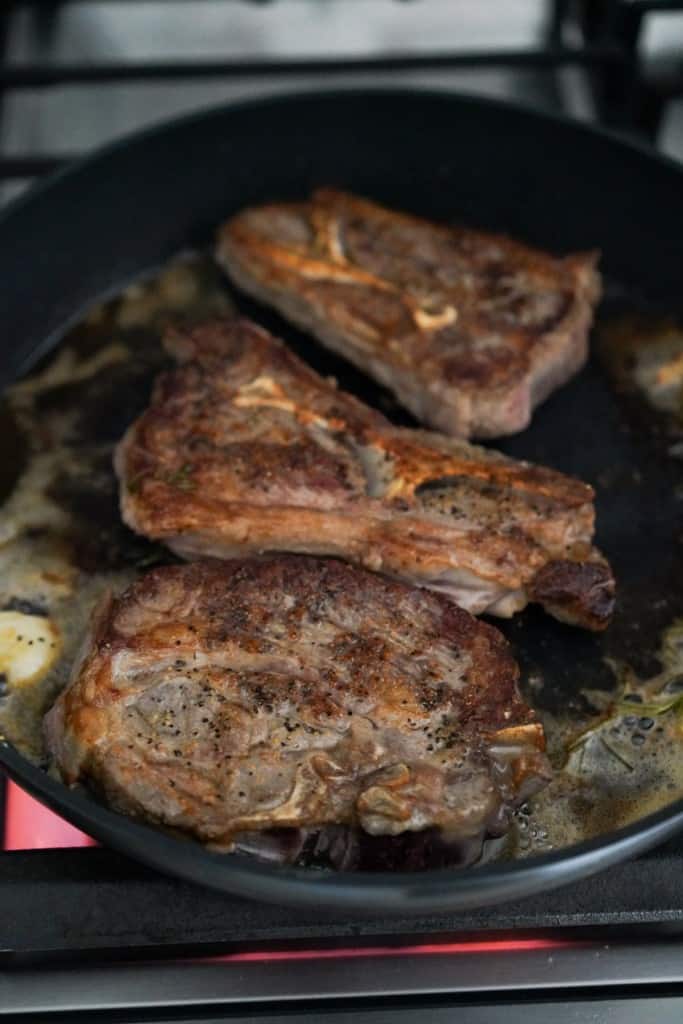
left=0, top=90, right=682, bottom=913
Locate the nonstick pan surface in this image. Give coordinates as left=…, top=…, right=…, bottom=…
left=0, top=89, right=682, bottom=913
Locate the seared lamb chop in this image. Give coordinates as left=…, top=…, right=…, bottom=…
left=217, top=189, right=601, bottom=439
left=44, top=557, right=550, bottom=866
left=115, top=318, right=614, bottom=630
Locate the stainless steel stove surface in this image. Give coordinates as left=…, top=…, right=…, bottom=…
left=1, top=2, right=683, bottom=1020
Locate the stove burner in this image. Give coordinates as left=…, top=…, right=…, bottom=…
left=3, top=780, right=95, bottom=850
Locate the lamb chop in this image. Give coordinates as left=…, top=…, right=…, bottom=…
left=44, top=557, right=550, bottom=867
left=115, top=318, right=614, bottom=630
left=216, top=188, right=601, bottom=439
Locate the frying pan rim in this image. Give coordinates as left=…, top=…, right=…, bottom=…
left=2, top=84, right=683, bottom=236
left=3, top=735, right=683, bottom=912
left=0, top=86, right=682, bottom=912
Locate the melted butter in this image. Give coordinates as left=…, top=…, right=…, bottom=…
left=513, top=618, right=683, bottom=857
left=0, top=254, right=233, bottom=760
left=9, top=344, right=129, bottom=409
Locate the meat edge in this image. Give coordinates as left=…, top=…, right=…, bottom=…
left=42, top=559, right=552, bottom=866
left=217, top=232, right=601, bottom=439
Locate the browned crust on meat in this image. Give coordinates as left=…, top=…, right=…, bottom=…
left=115, top=317, right=615, bottom=630
left=217, top=189, right=601, bottom=438
left=44, top=557, right=550, bottom=849
left=530, top=559, right=616, bottom=632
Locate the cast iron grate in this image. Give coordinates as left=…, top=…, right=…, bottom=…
left=0, top=0, right=680, bottom=189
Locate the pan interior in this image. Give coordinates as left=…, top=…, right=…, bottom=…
left=0, top=243, right=681, bottom=871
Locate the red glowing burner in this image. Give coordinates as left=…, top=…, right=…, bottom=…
left=3, top=779, right=96, bottom=850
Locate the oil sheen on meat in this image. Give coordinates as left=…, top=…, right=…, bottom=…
left=116, top=317, right=614, bottom=630
left=218, top=189, right=601, bottom=439
left=0, top=255, right=681, bottom=871
left=44, top=557, right=550, bottom=867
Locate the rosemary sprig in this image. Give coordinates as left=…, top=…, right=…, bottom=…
left=615, top=693, right=683, bottom=718
left=599, top=737, right=634, bottom=772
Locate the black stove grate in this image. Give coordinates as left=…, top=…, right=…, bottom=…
left=0, top=0, right=680, bottom=191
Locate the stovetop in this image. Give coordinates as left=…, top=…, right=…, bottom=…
left=1, top=2, right=683, bottom=1019
left=3, top=780, right=683, bottom=1019
left=1, top=0, right=682, bottom=207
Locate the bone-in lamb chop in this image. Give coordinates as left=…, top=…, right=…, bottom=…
left=115, top=318, right=614, bottom=630
left=44, top=557, right=550, bottom=867
left=217, top=188, right=601, bottom=439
